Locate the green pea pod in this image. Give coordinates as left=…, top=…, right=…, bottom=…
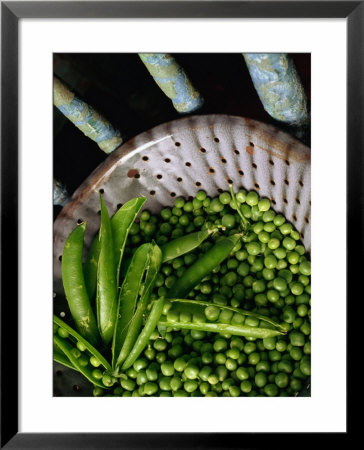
left=160, top=226, right=216, bottom=262
left=54, top=315, right=111, bottom=371
left=96, top=195, right=118, bottom=345
left=61, top=222, right=99, bottom=346
left=167, top=233, right=242, bottom=299
left=54, top=334, right=109, bottom=389
left=53, top=349, right=77, bottom=371
left=169, top=299, right=286, bottom=332
left=157, top=319, right=284, bottom=339
left=112, top=243, right=162, bottom=371
left=119, top=225, right=218, bottom=277
left=121, top=297, right=165, bottom=371
left=84, top=196, right=146, bottom=300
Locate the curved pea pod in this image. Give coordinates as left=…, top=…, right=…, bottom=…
left=160, top=226, right=217, bottom=262
left=54, top=316, right=112, bottom=389
left=96, top=195, right=118, bottom=345
left=53, top=349, right=77, bottom=371
left=112, top=242, right=162, bottom=372
left=121, top=297, right=165, bottom=371
left=167, top=233, right=242, bottom=299
left=54, top=335, right=109, bottom=389
left=61, top=221, right=99, bottom=346
left=84, top=196, right=146, bottom=300
left=54, top=315, right=111, bottom=371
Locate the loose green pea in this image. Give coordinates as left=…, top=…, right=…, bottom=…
left=246, top=191, right=259, bottom=206
left=247, top=242, right=261, bottom=256
left=240, top=380, right=252, bottom=393
left=264, top=383, right=279, bottom=396
left=255, top=372, right=267, bottom=388
left=289, top=331, right=305, bottom=346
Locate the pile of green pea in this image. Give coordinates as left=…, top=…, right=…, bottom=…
left=94, top=188, right=311, bottom=397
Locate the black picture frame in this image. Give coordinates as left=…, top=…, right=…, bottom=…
left=1, top=1, right=357, bottom=448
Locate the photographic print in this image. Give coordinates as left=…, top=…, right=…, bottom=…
left=52, top=52, right=311, bottom=398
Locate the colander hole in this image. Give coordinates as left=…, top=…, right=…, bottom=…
left=252, top=163, right=257, bottom=169
left=175, top=142, right=181, bottom=147
left=300, top=232, right=305, bottom=239
left=149, top=190, right=156, bottom=196
left=227, top=178, right=233, bottom=184
left=164, top=158, right=171, bottom=163
left=73, top=385, right=81, bottom=392
left=134, top=173, right=140, bottom=179
left=271, top=198, right=276, bottom=205
left=185, top=162, right=191, bottom=167
left=254, top=183, right=260, bottom=190
left=234, top=149, right=240, bottom=155
left=283, top=197, right=288, bottom=204
left=209, top=168, right=215, bottom=174
left=285, top=159, right=290, bottom=166
left=249, top=142, right=255, bottom=147
left=221, top=158, right=227, bottom=164
left=238, top=170, right=244, bottom=176
left=309, top=200, right=311, bottom=206
left=156, top=174, right=163, bottom=179
left=60, top=312, right=66, bottom=318
left=292, top=214, right=297, bottom=222
left=177, top=177, right=183, bottom=182
left=58, top=255, right=62, bottom=261
left=142, top=156, right=149, bottom=161
left=295, top=198, right=301, bottom=205
left=99, top=188, right=104, bottom=194
left=269, top=160, right=274, bottom=166
left=214, top=137, right=220, bottom=143
left=195, top=181, right=202, bottom=187
left=284, top=179, right=289, bottom=185
left=200, top=147, right=207, bottom=153
left=170, top=192, right=176, bottom=197
left=56, top=370, right=62, bottom=376
left=217, top=188, right=224, bottom=193
left=117, top=203, right=123, bottom=209
left=299, top=180, right=304, bottom=187
left=97, top=210, right=101, bottom=215
left=77, top=219, right=83, bottom=224
left=305, top=217, right=310, bottom=224
left=270, top=180, right=276, bottom=186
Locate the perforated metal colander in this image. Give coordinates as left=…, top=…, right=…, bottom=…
left=53, top=114, right=311, bottom=396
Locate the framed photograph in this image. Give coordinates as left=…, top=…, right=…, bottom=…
left=1, top=1, right=357, bottom=448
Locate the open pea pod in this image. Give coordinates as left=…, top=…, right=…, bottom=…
left=168, top=299, right=287, bottom=332
left=159, top=299, right=286, bottom=339
left=121, top=297, right=165, bottom=371
left=53, top=348, right=77, bottom=371
left=96, top=195, right=118, bottom=346
left=54, top=315, right=111, bottom=371
left=54, top=335, right=109, bottom=389
left=112, top=242, right=162, bottom=372
left=84, top=196, right=146, bottom=300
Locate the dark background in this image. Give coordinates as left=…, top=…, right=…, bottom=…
left=53, top=53, right=310, bottom=220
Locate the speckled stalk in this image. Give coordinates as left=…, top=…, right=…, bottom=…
left=53, top=76, right=123, bottom=154
left=243, top=53, right=309, bottom=127
left=139, top=53, right=204, bottom=113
